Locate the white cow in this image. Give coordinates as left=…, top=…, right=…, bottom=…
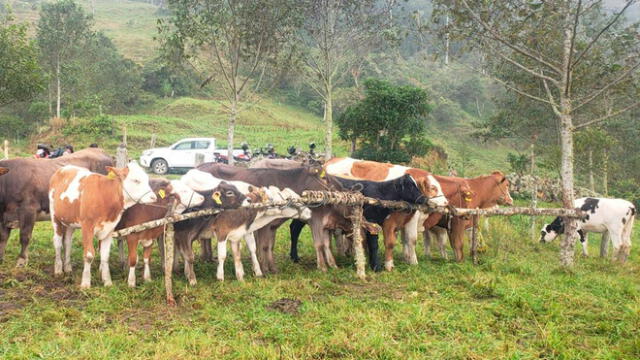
left=540, top=197, right=636, bottom=262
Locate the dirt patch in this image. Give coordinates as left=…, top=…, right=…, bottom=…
left=267, top=298, right=302, bottom=315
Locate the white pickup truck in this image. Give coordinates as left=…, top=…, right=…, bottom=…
left=139, top=137, right=245, bottom=174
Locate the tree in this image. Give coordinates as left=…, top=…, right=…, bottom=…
left=437, top=0, right=640, bottom=266
left=336, top=78, right=431, bottom=163
left=160, top=0, right=300, bottom=165
left=0, top=8, right=44, bottom=107
left=37, top=0, right=93, bottom=119
left=297, top=0, right=392, bottom=158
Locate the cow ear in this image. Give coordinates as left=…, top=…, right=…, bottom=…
left=0, top=167, right=8, bottom=176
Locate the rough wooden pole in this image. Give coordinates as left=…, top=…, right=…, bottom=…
left=123, top=124, right=128, bottom=147
left=471, top=215, right=479, bottom=264
left=164, top=199, right=177, bottom=306
left=530, top=138, right=537, bottom=241
left=351, top=203, right=367, bottom=280
left=603, top=148, right=609, bottom=196
left=115, top=143, right=128, bottom=168
left=150, top=133, right=157, bottom=148
left=3, top=140, right=8, bottom=160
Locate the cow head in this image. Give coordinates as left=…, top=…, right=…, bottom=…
left=415, top=175, right=448, bottom=207
left=169, top=180, right=205, bottom=213
left=210, top=182, right=247, bottom=209
left=540, top=217, right=564, bottom=243
left=110, top=161, right=157, bottom=207
left=0, top=167, right=8, bottom=176
left=490, top=171, right=513, bottom=206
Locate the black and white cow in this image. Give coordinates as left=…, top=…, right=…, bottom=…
left=540, top=197, right=636, bottom=262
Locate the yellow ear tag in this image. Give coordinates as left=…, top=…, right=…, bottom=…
left=107, top=171, right=116, bottom=180
left=320, top=170, right=326, bottom=178
left=212, top=192, right=222, bottom=205
left=158, top=189, right=166, bottom=199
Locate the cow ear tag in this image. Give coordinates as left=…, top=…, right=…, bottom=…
left=158, top=189, right=166, bottom=199
left=320, top=170, right=326, bottom=178
left=107, top=171, right=117, bottom=180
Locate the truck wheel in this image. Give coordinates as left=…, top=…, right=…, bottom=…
left=151, top=159, right=168, bottom=175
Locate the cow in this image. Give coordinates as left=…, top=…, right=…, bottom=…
left=115, top=178, right=207, bottom=287
left=421, top=172, right=513, bottom=262
left=0, top=148, right=113, bottom=266
left=196, top=162, right=358, bottom=274
left=320, top=157, right=448, bottom=270
left=329, top=174, right=431, bottom=271
left=49, top=161, right=157, bottom=288
left=181, top=169, right=312, bottom=281
left=540, top=197, right=636, bottom=262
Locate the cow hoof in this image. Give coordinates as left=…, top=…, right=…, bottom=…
left=143, top=276, right=152, bottom=283
left=103, top=280, right=113, bottom=287
left=216, top=276, right=224, bottom=282
left=290, top=256, right=300, bottom=263
left=15, top=257, right=27, bottom=267
left=64, top=265, right=73, bottom=274
left=255, top=272, right=264, bottom=278
left=384, top=261, right=394, bottom=272
left=80, top=283, right=91, bottom=289
left=189, top=278, right=198, bottom=286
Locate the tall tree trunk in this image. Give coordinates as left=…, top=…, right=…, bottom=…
left=227, top=97, right=238, bottom=166
left=56, top=58, right=61, bottom=119
left=48, top=83, right=52, bottom=116
left=350, top=138, right=356, bottom=154
left=588, top=150, right=595, bottom=192
left=324, top=85, right=333, bottom=159
left=444, top=13, right=450, bottom=66
left=530, top=140, right=537, bottom=241
left=603, top=148, right=609, bottom=196
left=558, top=10, right=578, bottom=268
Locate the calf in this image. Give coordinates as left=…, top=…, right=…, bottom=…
left=116, top=178, right=206, bottom=287
left=183, top=170, right=312, bottom=281
left=329, top=174, right=430, bottom=271
left=540, top=197, right=636, bottom=262
left=422, top=172, right=513, bottom=262
left=49, top=161, right=157, bottom=288
left=196, top=162, right=353, bottom=274
left=0, top=148, right=112, bottom=266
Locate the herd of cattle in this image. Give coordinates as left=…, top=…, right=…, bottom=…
left=0, top=148, right=636, bottom=288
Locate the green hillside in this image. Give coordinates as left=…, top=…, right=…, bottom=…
left=8, top=0, right=512, bottom=176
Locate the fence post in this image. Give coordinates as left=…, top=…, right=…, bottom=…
left=471, top=215, right=479, bottom=264
left=164, top=199, right=177, bottom=306
left=351, top=198, right=367, bottom=280
left=150, top=133, right=157, bottom=148
left=122, top=124, right=128, bottom=147
left=3, top=140, right=8, bottom=160
left=115, top=143, right=128, bottom=168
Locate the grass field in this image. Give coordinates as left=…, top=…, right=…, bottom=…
left=1, top=201, right=638, bottom=359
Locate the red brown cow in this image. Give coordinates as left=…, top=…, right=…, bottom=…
left=422, top=172, right=513, bottom=262
left=116, top=178, right=205, bottom=287
left=0, top=148, right=113, bottom=266
left=323, top=157, right=448, bottom=271
left=49, top=161, right=156, bottom=288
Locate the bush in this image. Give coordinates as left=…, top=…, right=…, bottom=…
left=0, top=115, right=32, bottom=139
left=62, top=114, right=115, bottom=137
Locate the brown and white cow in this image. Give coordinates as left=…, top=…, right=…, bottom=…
left=0, top=148, right=113, bottom=266
left=49, top=161, right=157, bottom=288
left=182, top=169, right=312, bottom=281
left=116, top=178, right=206, bottom=287
left=323, top=157, right=448, bottom=271
left=421, top=172, right=513, bottom=262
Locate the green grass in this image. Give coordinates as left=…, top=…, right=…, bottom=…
left=1, top=202, right=638, bottom=359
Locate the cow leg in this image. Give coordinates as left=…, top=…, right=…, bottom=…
left=289, top=219, right=305, bottom=262
left=216, top=239, right=227, bottom=281
left=52, top=222, right=65, bottom=276
left=609, top=230, right=627, bottom=263
left=16, top=211, right=36, bottom=267
left=118, top=238, right=126, bottom=272
left=423, top=230, right=432, bottom=258
left=143, top=243, right=153, bottom=282
left=244, top=233, right=263, bottom=277
left=383, top=222, right=397, bottom=271
left=309, top=220, right=328, bottom=271
left=200, top=238, right=213, bottom=262
left=267, top=230, right=280, bottom=273
left=80, top=227, right=96, bottom=289
left=63, top=227, right=74, bottom=273
left=402, top=212, right=420, bottom=265
left=99, top=236, right=113, bottom=287
left=182, top=241, right=197, bottom=286
left=127, top=238, right=138, bottom=287
left=578, top=230, right=588, bottom=257
left=256, top=227, right=277, bottom=274
left=0, top=225, right=11, bottom=262
left=436, top=228, right=449, bottom=260
left=600, top=231, right=610, bottom=258
left=449, top=218, right=465, bottom=262
left=230, top=239, right=245, bottom=281
left=322, top=232, right=337, bottom=269
left=366, top=233, right=381, bottom=272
